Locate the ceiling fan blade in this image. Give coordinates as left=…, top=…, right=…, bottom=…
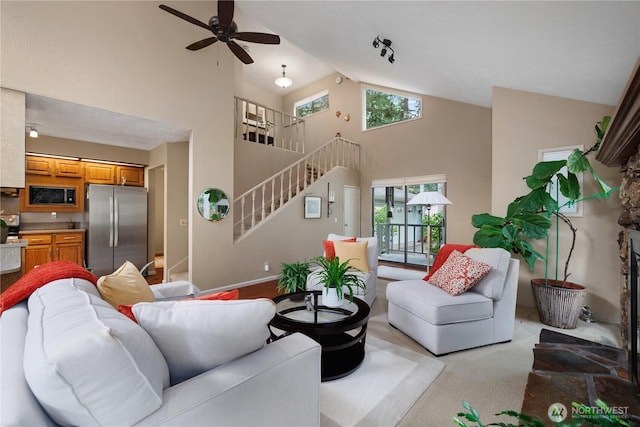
left=159, top=4, right=212, bottom=32
left=227, top=40, right=254, bottom=64
left=234, top=32, right=281, bottom=45
left=186, top=37, right=218, bottom=51
left=217, top=0, right=235, bottom=33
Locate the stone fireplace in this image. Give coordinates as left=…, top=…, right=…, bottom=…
left=597, top=56, right=640, bottom=388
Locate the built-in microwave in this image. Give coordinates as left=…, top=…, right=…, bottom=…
left=28, top=186, right=77, bottom=205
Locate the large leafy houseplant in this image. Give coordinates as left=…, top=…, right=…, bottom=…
left=471, top=115, right=617, bottom=285
left=311, top=255, right=366, bottom=302
left=277, top=261, right=311, bottom=294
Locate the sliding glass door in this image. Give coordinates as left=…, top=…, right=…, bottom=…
left=372, top=177, right=448, bottom=268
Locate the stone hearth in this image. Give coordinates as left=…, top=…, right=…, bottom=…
left=521, top=329, right=639, bottom=424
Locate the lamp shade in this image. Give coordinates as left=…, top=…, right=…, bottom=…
left=275, top=76, right=292, bottom=88
left=407, top=191, right=452, bottom=207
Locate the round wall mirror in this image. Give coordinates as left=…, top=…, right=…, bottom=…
left=197, top=188, right=229, bottom=221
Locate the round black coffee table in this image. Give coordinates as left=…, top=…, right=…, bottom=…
left=270, top=290, right=370, bottom=381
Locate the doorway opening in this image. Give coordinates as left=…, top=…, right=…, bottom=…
left=371, top=175, right=448, bottom=268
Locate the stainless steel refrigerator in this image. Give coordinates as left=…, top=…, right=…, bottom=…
left=85, top=184, right=148, bottom=277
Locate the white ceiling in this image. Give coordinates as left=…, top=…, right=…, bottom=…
left=25, top=1, right=640, bottom=151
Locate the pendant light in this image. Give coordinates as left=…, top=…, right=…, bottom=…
left=274, top=64, right=293, bottom=88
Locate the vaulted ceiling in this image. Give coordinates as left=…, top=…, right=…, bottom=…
left=25, top=1, right=640, bottom=150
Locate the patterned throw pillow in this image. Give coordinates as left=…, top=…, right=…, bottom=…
left=428, top=250, right=492, bottom=296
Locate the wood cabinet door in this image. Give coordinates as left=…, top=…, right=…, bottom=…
left=23, top=245, right=53, bottom=273
left=55, top=159, right=83, bottom=178
left=116, top=166, right=144, bottom=186
left=25, top=156, right=54, bottom=176
left=56, top=242, right=84, bottom=265
left=85, top=162, right=116, bottom=184
left=54, top=233, right=84, bottom=265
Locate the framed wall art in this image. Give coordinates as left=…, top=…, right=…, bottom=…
left=304, top=196, right=322, bottom=219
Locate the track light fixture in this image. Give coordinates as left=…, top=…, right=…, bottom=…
left=372, top=36, right=395, bottom=64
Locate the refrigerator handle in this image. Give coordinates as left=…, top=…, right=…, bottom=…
left=114, top=196, right=119, bottom=247
left=109, top=196, right=114, bottom=248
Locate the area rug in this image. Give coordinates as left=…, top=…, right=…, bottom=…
left=320, top=335, right=445, bottom=427
left=377, top=265, right=425, bottom=281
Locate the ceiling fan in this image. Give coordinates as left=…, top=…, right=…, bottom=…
left=159, top=0, right=280, bottom=64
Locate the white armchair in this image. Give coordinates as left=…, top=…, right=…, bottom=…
left=306, top=233, right=378, bottom=306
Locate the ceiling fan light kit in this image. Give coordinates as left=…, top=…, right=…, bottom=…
left=372, top=36, right=395, bottom=64
left=159, top=1, right=280, bottom=65
left=275, top=64, right=293, bottom=88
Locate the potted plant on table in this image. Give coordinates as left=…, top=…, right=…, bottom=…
left=311, top=255, right=366, bottom=307
left=277, top=261, right=311, bottom=299
left=0, top=211, right=8, bottom=244
left=471, top=115, right=618, bottom=329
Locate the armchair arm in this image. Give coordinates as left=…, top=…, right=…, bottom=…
left=150, top=281, right=201, bottom=300
left=135, top=333, right=321, bottom=427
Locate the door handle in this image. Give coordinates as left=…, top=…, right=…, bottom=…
left=109, top=196, right=114, bottom=248
left=114, top=197, right=119, bottom=247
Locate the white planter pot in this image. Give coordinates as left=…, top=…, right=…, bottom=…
left=323, top=287, right=344, bottom=308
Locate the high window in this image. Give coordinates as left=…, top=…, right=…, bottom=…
left=294, top=90, right=329, bottom=118
left=363, top=86, right=422, bottom=130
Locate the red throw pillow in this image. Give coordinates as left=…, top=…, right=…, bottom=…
left=1, top=261, right=98, bottom=314
left=428, top=250, right=491, bottom=296
left=423, top=243, right=478, bottom=282
left=118, top=289, right=240, bottom=322
left=323, top=237, right=357, bottom=259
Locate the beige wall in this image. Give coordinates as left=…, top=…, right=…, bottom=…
left=492, top=87, right=622, bottom=323
left=26, top=134, right=150, bottom=165
left=0, top=88, right=25, bottom=188
left=283, top=74, right=493, bottom=241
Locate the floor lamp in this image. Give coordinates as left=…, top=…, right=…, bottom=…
left=407, top=191, right=452, bottom=273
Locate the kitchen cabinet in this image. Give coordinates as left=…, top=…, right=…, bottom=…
left=84, top=162, right=117, bottom=184
left=116, top=165, right=144, bottom=186
left=85, top=162, right=144, bottom=186
left=26, top=155, right=83, bottom=178
left=21, top=231, right=85, bottom=274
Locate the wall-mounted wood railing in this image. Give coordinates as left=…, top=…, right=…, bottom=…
left=233, top=137, right=360, bottom=241
left=234, top=97, right=306, bottom=154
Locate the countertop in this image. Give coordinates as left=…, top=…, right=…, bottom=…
left=0, top=239, right=28, bottom=248
left=19, top=228, right=86, bottom=234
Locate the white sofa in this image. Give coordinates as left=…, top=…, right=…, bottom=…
left=306, top=233, right=378, bottom=306
left=1, top=278, right=321, bottom=426
left=386, top=247, right=519, bottom=355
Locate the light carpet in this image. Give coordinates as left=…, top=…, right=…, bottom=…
left=320, top=335, right=445, bottom=427
left=377, top=265, right=425, bottom=281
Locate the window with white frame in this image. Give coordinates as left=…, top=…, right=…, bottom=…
left=294, top=90, right=329, bottom=118
left=363, top=86, right=422, bottom=130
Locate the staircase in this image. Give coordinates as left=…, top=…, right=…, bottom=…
left=233, top=137, right=360, bottom=241
left=235, top=97, right=305, bottom=154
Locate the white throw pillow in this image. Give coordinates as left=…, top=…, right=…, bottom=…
left=465, top=247, right=511, bottom=299
left=133, top=298, right=276, bottom=385
left=24, top=279, right=169, bottom=427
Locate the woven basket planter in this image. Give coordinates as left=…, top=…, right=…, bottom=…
left=531, top=279, right=587, bottom=329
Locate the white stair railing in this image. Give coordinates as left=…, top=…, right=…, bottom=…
left=233, top=137, right=360, bottom=240
left=235, top=97, right=305, bottom=154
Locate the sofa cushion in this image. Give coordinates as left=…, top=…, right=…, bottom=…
left=465, top=248, right=511, bottom=300
left=97, top=260, right=156, bottom=307
left=428, top=250, right=491, bottom=296
left=334, top=240, right=370, bottom=272
left=386, top=279, right=493, bottom=325
left=133, top=298, right=276, bottom=385
left=24, top=279, right=169, bottom=427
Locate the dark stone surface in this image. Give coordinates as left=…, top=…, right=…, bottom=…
left=522, top=329, right=640, bottom=424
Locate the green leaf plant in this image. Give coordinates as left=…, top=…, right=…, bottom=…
left=310, top=255, right=366, bottom=302
left=277, top=261, right=311, bottom=294
left=453, top=400, right=634, bottom=427
left=471, top=116, right=618, bottom=284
